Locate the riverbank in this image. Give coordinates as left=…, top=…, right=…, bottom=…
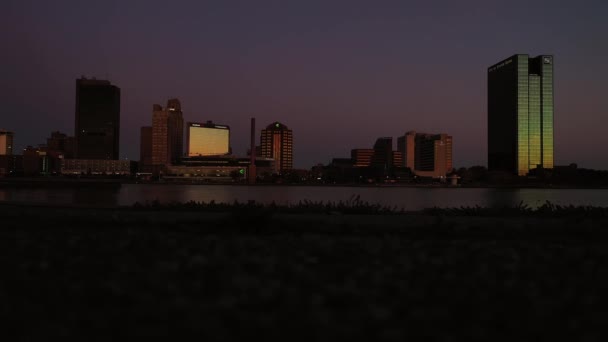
left=4, top=202, right=608, bottom=339
left=2, top=176, right=608, bottom=189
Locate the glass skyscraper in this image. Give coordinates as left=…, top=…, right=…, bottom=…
left=488, top=54, right=554, bottom=176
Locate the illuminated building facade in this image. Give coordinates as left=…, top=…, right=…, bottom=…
left=0, top=130, right=14, bottom=155
left=351, top=149, right=374, bottom=167
left=186, top=121, right=230, bottom=157
left=397, top=132, right=415, bottom=170
left=75, top=77, right=120, bottom=159
left=398, top=131, right=453, bottom=178
left=488, top=54, right=554, bottom=176
left=260, top=122, right=293, bottom=172
left=151, top=99, right=184, bottom=169
left=392, top=151, right=403, bottom=168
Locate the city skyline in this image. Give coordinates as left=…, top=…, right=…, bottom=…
left=3, top=1, right=608, bottom=169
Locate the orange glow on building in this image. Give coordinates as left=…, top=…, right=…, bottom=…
left=260, top=122, right=293, bottom=173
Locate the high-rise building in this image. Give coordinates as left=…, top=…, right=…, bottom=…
left=397, top=132, right=415, bottom=169
left=75, top=77, right=120, bottom=159
left=0, top=130, right=14, bottom=155
left=397, top=131, right=453, bottom=178
left=260, top=122, right=293, bottom=172
left=414, top=133, right=452, bottom=177
left=186, top=121, right=230, bottom=157
left=151, top=99, right=184, bottom=169
left=166, top=99, right=184, bottom=164
left=488, top=54, right=554, bottom=176
left=139, top=126, right=152, bottom=171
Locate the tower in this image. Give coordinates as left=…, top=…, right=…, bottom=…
left=488, top=54, right=554, bottom=176
left=75, top=77, right=120, bottom=159
left=260, top=122, right=293, bottom=173
left=151, top=99, right=184, bottom=170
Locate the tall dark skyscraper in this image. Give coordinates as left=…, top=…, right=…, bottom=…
left=488, top=54, right=554, bottom=176
left=261, top=122, right=293, bottom=173
left=75, top=77, right=120, bottom=160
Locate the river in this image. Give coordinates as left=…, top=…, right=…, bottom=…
left=1, top=184, right=607, bottom=210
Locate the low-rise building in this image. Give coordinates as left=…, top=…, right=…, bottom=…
left=61, top=159, right=137, bottom=175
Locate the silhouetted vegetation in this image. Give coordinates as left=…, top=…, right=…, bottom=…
left=4, top=201, right=608, bottom=340
left=130, top=197, right=608, bottom=218
left=132, top=195, right=402, bottom=215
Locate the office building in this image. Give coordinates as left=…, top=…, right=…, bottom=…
left=0, top=155, right=22, bottom=176
left=0, top=130, right=14, bottom=155
left=75, top=77, right=120, bottom=159
left=488, top=54, right=554, bottom=176
left=151, top=99, right=184, bottom=169
left=22, top=145, right=53, bottom=176
left=46, top=131, right=75, bottom=159
left=261, top=122, right=293, bottom=172
left=187, top=121, right=230, bottom=157
left=61, top=159, right=136, bottom=175
left=397, top=132, right=415, bottom=170
left=166, top=157, right=274, bottom=181
left=414, top=133, right=452, bottom=178
left=397, top=131, right=453, bottom=178
left=392, top=151, right=403, bottom=168
left=351, top=149, right=374, bottom=167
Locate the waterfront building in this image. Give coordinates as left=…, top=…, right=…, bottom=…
left=0, top=130, right=14, bottom=155
left=151, top=99, right=184, bottom=170
left=260, top=122, right=293, bottom=173
left=46, top=131, right=75, bottom=159
left=22, top=145, right=55, bottom=176
left=351, top=149, right=374, bottom=167
left=397, top=131, right=415, bottom=170
left=186, top=121, right=230, bottom=157
left=0, top=155, right=23, bottom=176
left=75, top=77, right=120, bottom=159
left=488, top=54, right=554, bottom=176
left=397, top=131, right=453, bottom=178
left=61, top=159, right=136, bottom=175
left=165, top=157, right=274, bottom=181
left=392, top=151, right=403, bottom=169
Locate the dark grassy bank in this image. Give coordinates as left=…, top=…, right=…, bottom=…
left=3, top=201, right=608, bottom=340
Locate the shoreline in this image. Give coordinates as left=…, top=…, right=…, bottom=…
left=1, top=177, right=607, bottom=189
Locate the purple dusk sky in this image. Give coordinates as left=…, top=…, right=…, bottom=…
left=2, top=0, right=607, bottom=169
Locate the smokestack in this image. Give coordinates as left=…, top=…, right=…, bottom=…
left=248, top=117, right=256, bottom=184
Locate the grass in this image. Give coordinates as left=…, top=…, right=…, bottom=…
left=3, top=201, right=608, bottom=340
